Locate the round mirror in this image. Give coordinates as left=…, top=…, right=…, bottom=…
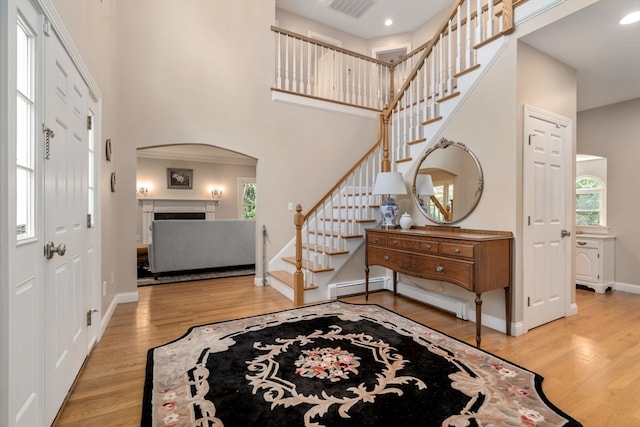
left=412, top=138, right=483, bottom=224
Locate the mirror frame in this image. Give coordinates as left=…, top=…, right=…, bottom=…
left=412, top=138, right=484, bottom=224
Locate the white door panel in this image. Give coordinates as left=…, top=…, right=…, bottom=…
left=523, top=105, right=572, bottom=330
left=44, top=27, right=89, bottom=425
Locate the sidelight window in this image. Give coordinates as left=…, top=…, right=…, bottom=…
left=16, top=18, right=36, bottom=240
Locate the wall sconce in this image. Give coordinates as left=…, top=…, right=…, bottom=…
left=210, top=186, right=223, bottom=200
left=137, top=182, right=150, bottom=196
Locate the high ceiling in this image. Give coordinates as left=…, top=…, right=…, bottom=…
left=277, top=0, right=640, bottom=112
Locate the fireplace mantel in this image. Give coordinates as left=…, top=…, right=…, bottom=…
left=139, top=198, right=218, bottom=244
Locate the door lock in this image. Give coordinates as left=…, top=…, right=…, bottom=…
left=44, top=241, right=66, bottom=259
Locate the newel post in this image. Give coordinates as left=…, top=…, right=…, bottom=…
left=293, top=204, right=304, bottom=306
left=381, top=112, right=391, bottom=173
left=502, top=0, right=515, bottom=34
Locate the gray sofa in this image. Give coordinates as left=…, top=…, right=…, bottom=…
left=148, top=219, right=255, bottom=278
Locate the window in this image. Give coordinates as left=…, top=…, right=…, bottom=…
left=576, top=176, right=605, bottom=226
left=239, top=178, right=256, bottom=219
left=16, top=18, right=36, bottom=240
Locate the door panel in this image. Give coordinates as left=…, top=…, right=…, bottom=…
left=43, top=28, right=89, bottom=425
left=523, top=105, right=572, bottom=330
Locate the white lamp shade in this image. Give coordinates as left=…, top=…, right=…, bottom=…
left=373, top=172, right=407, bottom=195
left=415, top=174, right=435, bottom=196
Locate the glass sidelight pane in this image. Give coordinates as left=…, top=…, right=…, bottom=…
left=16, top=19, right=35, bottom=240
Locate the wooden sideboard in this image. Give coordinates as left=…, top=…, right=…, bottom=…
left=365, top=226, right=513, bottom=347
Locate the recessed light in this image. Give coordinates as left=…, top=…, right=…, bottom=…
left=620, top=11, right=640, bottom=25
left=384, top=18, right=393, bottom=27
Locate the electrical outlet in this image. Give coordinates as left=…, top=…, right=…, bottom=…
left=288, top=202, right=293, bottom=211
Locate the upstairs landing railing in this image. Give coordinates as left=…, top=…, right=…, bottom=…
left=276, top=0, right=515, bottom=305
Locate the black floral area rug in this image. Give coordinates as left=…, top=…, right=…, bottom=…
left=142, top=301, right=582, bottom=427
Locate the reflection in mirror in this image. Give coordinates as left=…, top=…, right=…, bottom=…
left=412, top=138, right=483, bottom=224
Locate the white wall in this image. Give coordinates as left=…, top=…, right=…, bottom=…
left=577, top=98, right=640, bottom=288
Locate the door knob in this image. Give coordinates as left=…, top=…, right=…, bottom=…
left=44, top=241, right=66, bottom=259
left=561, top=229, right=571, bottom=238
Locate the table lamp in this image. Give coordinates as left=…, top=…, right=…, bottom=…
left=373, top=171, right=407, bottom=228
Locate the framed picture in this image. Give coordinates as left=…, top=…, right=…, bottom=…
left=167, top=168, right=193, bottom=189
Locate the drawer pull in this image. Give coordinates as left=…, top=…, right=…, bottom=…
left=577, top=241, right=587, bottom=246
left=383, top=255, right=390, bottom=261
left=426, top=244, right=432, bottom=250
left=453, top=248, right=461, bottom=254
left=436, top=265, right=444, bottom=273
left=391, top=240, right=398, bottom=245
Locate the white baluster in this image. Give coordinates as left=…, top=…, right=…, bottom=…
left=466, top=0, right=472, bottom=68
left=456, top=6, right=462, bottom=74
left=447, top=19, right=453, bottom=94
left=276, top=33, right=282, bottom=89
left=292, top=37, right=297, bottom=93
left=306, top=40, right=311, bottom=94
left=487, top=0, right=494, bottom=38
left=476, top=0, right=483, bottom=45
left=285, top=35, right=290, bottom=90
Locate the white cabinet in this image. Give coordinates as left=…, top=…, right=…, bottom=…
left=575, top=234, right=615, bottom=293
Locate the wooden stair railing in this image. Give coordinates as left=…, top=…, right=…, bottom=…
left=277, top=0, right=515, bottom=305
left=271, top=26, right=393, bottom=111
left=382, top=0, right=515, bottom=166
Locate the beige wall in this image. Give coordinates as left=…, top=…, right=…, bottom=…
left=577, top=98, right=640, bottom=287
left=53, top=0, right=379, bottom=306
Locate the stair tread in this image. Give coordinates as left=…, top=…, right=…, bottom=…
left=268, top=270, right=318, bottom=290
left=308, top=230, right=363, bottom=238
left=318, top=217, right=377, bottom=223
left=282, top=256, right=335, bottom=273
left=302, top=243, right=349, bottom=255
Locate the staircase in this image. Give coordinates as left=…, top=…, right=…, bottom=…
left=268, top=0, right=515, bottom=305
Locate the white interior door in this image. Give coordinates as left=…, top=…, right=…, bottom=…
left=523, top=105, right=572, bottom=330
left=43, top=27, right=89, bottom=425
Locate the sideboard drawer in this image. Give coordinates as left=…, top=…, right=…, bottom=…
left=368, top=233, right=387, bottom=245
left=419, top=256, right=474, bottom=291
left=387, top=236, right=439, bottom=253
left=440, top=242, right=474, bottom=258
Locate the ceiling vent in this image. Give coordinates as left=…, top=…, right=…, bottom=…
left=329, top=0, right=375, bottom=19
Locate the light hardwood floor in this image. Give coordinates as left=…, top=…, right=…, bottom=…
left=54, top=277, right=640, bottom=426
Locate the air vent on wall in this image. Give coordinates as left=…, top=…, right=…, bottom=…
left=329, top=0, right=375, bottom=19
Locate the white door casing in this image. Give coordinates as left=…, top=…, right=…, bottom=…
left=43, top=25, right=89, bottom=425
left=523, top=105, right=572, bottom=330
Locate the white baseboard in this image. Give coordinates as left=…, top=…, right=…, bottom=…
left=395, top=280, right=469, bottom=320
left=327, top=278, right=385, bottom=299
left=100, top=291, right=139, bottom=338
left=612, top=281, right=640, bottom=294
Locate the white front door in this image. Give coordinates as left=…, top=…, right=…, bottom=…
left=43, top=26, right=90, bottom=425
left=523, top=105, right=573, bottom=330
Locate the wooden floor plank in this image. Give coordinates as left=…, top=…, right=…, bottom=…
left=54, top=278, right=640, bottom=426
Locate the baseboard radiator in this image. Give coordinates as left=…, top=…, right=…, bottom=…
left=327, top=278, right=469, bottom=320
